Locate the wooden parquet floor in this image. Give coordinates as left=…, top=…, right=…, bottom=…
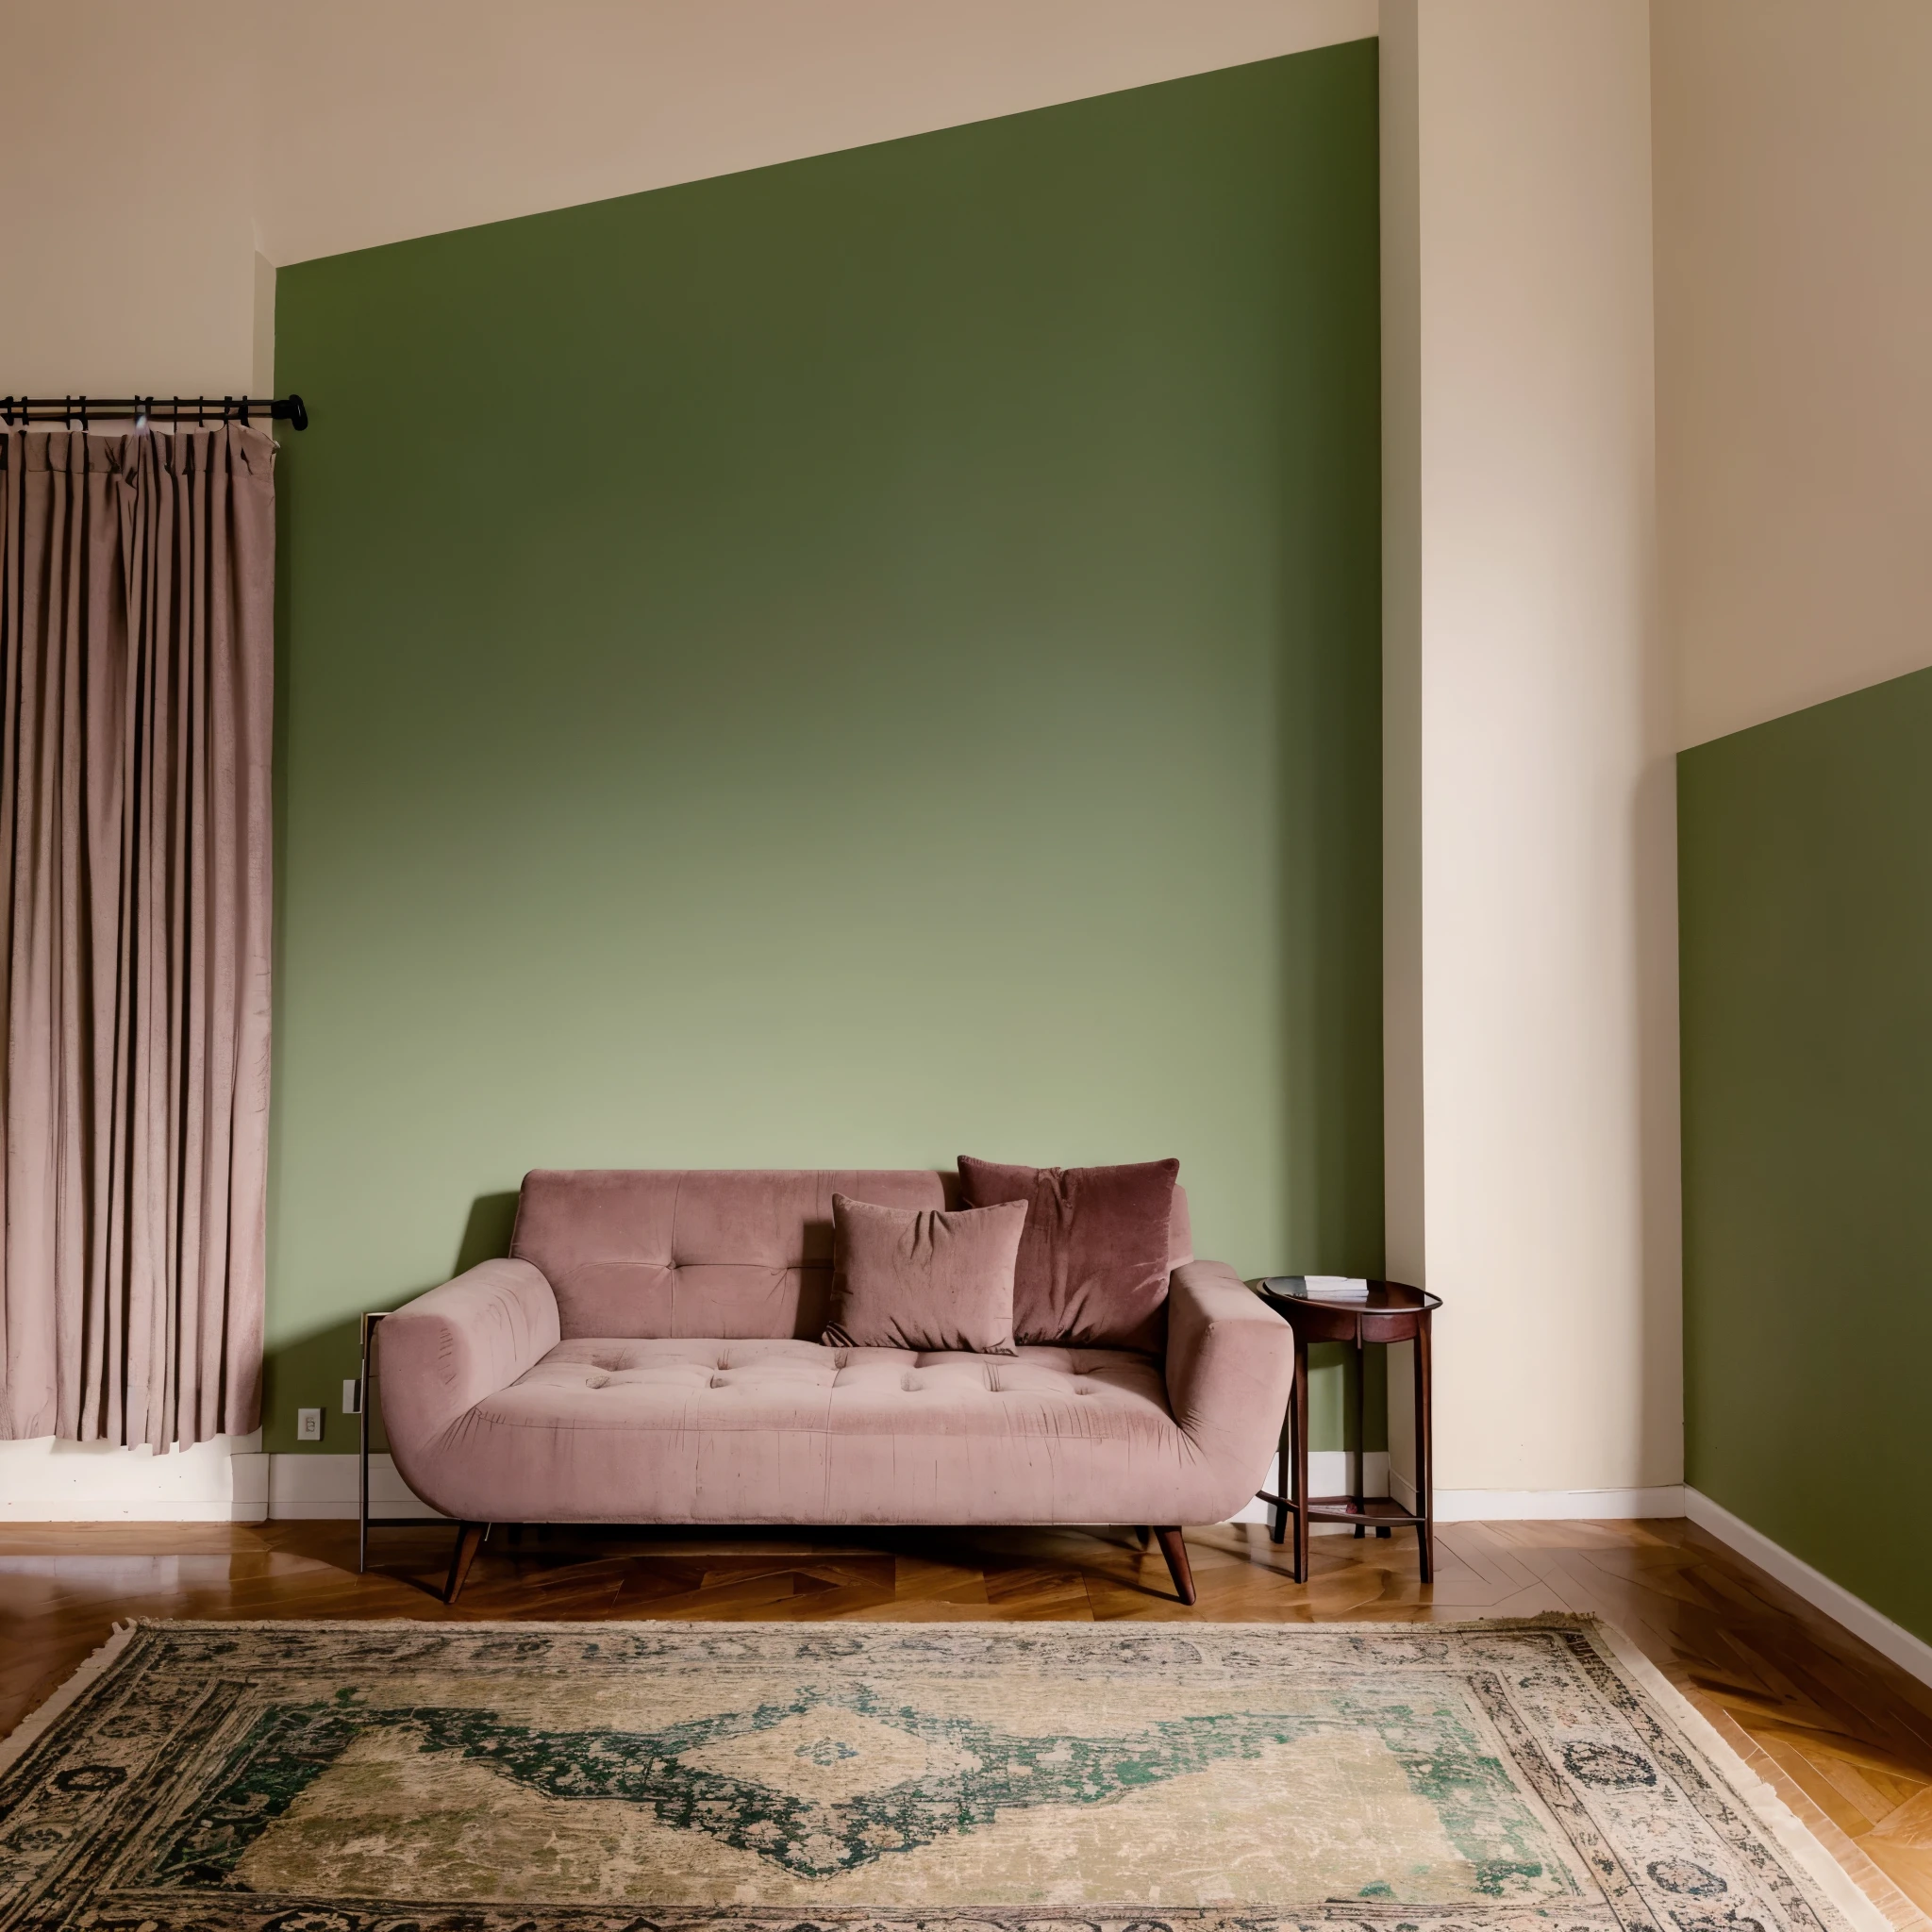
left=5, top=1515, right=1930, bottom=1926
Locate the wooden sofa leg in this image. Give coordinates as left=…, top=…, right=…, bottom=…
left=1155, top=1527, right=1196, bottom=1607
left=445, top=1522, right=486, bottom=1604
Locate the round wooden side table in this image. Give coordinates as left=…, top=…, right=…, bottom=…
left=1254, top=1279, right=1440, bottom=1586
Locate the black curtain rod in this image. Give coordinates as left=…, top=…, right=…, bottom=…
left=0, top=394, right=308, bottom=431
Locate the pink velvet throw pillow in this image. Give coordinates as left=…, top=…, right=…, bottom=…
left=824, top=1194, right=1025, bottom=1355
left=957, top=1156, right=1179, bottom=1351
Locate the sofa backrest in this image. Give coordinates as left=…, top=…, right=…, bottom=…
left=510, top=1168, right=1194, bottom=1343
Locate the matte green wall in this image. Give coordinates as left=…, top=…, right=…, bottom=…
left=1680, top=665, right=1932, bottom=1641
left=269, top=43, right=1383, bottom=1453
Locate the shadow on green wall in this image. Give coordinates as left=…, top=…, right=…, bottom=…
left=455, top=1191, right=521, bottom=1273
left=262, top=1191, right=520, bottom=1453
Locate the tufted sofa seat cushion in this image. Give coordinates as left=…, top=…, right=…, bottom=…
left=421, top=1335, right=1235, bottom=1526
left=513, top=1338, right=1169, bottom=1433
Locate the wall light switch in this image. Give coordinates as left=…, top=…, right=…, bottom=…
left=296, top=1407, right=324, bottom=1441
left=342, top=1379, right=361, bottom=1415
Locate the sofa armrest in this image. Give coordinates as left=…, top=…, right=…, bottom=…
left=375, top=1258, right=560, bottom=1455
left=1164, top=1260, right=1294, bottom=1473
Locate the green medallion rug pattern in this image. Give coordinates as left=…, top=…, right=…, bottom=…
left=0, top=1618, right=1883, bottom=1932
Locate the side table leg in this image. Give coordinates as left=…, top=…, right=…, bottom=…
left=1269, top=1376, right=1292, bottom=1545
left=1291, top=1334, right=1311, bottom=1585
left=1352, top=1332, right=1367, bottom=1537
left=358, top=1320, right=372, bottom=1575
left=1414, top=1315, right=1435, bottom=1585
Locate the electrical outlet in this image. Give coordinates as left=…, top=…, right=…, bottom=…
left=296, top=1407, right=324, bottom=1441
left=342, top=1379, right=361, bottom=1415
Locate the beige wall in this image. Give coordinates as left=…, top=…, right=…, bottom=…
left=1382, top=0, right=1681, bottom=1504
left=0, top=0, right=258, bottom=394
left=259, top=0, right=1375, bottom=266
left=1656, top=0, right=1932, bottom=749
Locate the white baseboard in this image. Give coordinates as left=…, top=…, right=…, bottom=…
left=1685, top=1487, right=1932, bottom=1693
left=1432, top=1485, right=1687, bottom=1522
left=0, top=1440, right=445, bottom=1524
left=1230, top=1469, right=1686, bottom=1527
left=269, top=1454, right=444, bottom=1521
left=0, top=1433, right=268, bottom=1521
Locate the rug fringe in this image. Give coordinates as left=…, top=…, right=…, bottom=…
left=1585, top=1615, right=1894, bottom=1932
left=86, top=1609, right=1626, bottom=1635
left=0, top=1620, right=139, bottom=1778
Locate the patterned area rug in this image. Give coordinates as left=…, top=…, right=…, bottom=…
left=0, top=1616, right=1885, bottom=1932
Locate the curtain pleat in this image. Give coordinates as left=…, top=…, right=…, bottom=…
left=0, top=425, right=274, bottom=1451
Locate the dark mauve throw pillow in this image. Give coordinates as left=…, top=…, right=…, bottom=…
left=957, top=1156, right=1179, bottom=1351
left=824, top=1194, right=1024, bottom=1355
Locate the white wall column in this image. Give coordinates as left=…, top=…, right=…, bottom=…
left=1380, top=0, right=1681, bottom=1510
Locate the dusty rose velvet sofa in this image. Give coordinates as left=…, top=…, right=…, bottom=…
left=376, top=1169, right=1292, bottom=1606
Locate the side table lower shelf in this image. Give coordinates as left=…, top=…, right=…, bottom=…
left=1253, top=1493, right=1422, bottom=1538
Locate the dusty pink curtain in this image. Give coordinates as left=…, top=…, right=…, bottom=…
left=0, top=425, right=274, bottom=1451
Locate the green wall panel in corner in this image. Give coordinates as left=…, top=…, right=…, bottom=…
left=268, top=42, right=1384, bottom=1453
left=1680, top=664, right=1932, bottom=1642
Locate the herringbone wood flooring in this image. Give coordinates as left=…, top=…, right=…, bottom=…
left=4, top=1517, right=1929, bottom=1925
